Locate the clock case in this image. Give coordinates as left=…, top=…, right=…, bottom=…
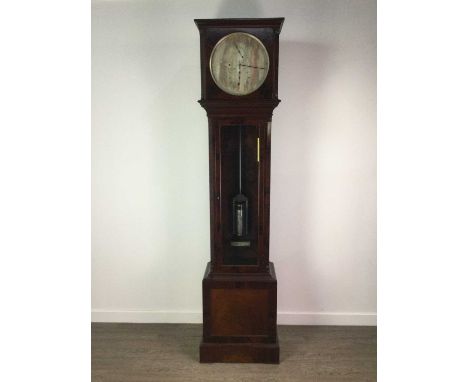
left=195, top=18, right=284, bottom=364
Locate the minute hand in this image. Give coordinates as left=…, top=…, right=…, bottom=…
left=239, top=64, right=265, bottom=69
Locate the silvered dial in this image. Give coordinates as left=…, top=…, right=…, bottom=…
left=209, top=32, right=269, bottom=96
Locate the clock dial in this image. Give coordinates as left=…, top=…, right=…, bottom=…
left=210, top=32, right=269, bottom=96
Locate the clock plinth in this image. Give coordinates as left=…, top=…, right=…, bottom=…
left=200, top=262, right=279, bottom=364
left=195, top=18, right=284, bottom=364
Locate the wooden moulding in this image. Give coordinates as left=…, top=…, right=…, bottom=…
left=200, top=340, right=279, bottom=364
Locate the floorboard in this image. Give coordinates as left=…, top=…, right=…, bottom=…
left=92, top=323, right=376, bottom=382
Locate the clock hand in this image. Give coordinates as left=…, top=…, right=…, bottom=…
left=239, top=64, right=265, bottom=69
left=234, top=44, right=244, bottom=59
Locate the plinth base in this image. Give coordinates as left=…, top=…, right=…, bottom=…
left=199, top=262, right=279, bottom=364
left=200, top=337, right=279, bottom=363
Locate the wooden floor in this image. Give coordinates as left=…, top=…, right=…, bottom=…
left=92, top=323, right=376, bottom=382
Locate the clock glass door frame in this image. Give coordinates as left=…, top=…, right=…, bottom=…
left=209, top=118, right=271, bottom=273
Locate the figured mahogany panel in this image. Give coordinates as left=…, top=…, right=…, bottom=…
left=210, top=288, right=269, bottom=337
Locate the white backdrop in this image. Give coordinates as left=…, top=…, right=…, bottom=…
left=92, top=0, right=376, bottom=325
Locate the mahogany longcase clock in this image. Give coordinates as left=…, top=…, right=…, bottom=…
left=195, top=18, right=284, bottom=364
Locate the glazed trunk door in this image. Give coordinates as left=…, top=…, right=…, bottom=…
left=219, top=124, right=259, bottom=266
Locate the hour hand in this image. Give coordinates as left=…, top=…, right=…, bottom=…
left=234, top=44, right=244, bottom=58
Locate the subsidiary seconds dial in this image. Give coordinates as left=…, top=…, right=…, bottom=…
left=209, top=32, right=270, bottom=96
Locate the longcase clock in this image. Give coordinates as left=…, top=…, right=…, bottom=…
left=195, top=18, right=284, bottom=364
